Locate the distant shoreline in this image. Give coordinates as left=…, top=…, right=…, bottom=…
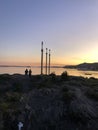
left=0, top=65, right=63, bottom=68
left=64, top=62, right=98, bottom=71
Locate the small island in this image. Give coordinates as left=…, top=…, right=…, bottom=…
left=0, top=73, right=98, bottom=130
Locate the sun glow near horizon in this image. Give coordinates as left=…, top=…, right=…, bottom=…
left=0, top=43, right=98, bottom=66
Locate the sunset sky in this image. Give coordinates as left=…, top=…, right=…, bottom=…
left=0, top=0, right=98, bottom=66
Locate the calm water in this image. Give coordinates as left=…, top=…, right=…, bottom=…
left=0, top=66, right=98, bottom=78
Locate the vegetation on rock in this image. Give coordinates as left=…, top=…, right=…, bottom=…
left=0, top=73, right=98, bottom=130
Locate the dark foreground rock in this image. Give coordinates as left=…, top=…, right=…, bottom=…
left=0, top=74, right=98, bottom=130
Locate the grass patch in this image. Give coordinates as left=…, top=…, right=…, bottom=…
left=6, top=92, right=21, bottom=102
left=0, top=102, right=9, bottom=112
left=0, top=92, right=21, bottom=112
left=12, top=82, right=23, bottom=92
left=38, top=78, right=53, bottom=89
left=62, top=86, right=75, bottom=102
left=0, top=74, right=10, bottom=84
left=85, top=88, right=98, bottom=101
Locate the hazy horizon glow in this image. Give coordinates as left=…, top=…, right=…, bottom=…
left=0, top=0, right=98, bottom=66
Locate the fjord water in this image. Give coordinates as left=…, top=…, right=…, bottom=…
left=0, top=66, right=98, bottom=78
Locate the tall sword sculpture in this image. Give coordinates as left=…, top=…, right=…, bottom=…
left=46, top=48, right=48, bottom=75
left=41, top=41, right=43, bottom=75
left=48, top=49, right=51, bottom=75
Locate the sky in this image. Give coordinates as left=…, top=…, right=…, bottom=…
left=0, top=0, right=98, bottom=66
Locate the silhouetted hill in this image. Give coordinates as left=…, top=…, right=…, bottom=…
left=64, top=62, right=98, bottom=71
left=77, top=62, right=98, bottom=70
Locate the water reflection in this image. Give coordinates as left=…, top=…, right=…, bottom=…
left=0, top=67, right=98, bottom=78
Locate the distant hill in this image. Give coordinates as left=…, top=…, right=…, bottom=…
left=64, top=62, right=98, bottom=71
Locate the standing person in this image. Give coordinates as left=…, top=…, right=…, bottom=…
left=29, top=69, right=32, bottom=77
left=25, top=69, right=28, bottom=75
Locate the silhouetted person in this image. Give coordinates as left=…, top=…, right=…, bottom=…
left=29, top=69, right=32, bottom=77
left=25, top=69, right=28, bottom=75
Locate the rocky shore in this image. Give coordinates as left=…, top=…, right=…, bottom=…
left=0, top=73, right=98, bottom=130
